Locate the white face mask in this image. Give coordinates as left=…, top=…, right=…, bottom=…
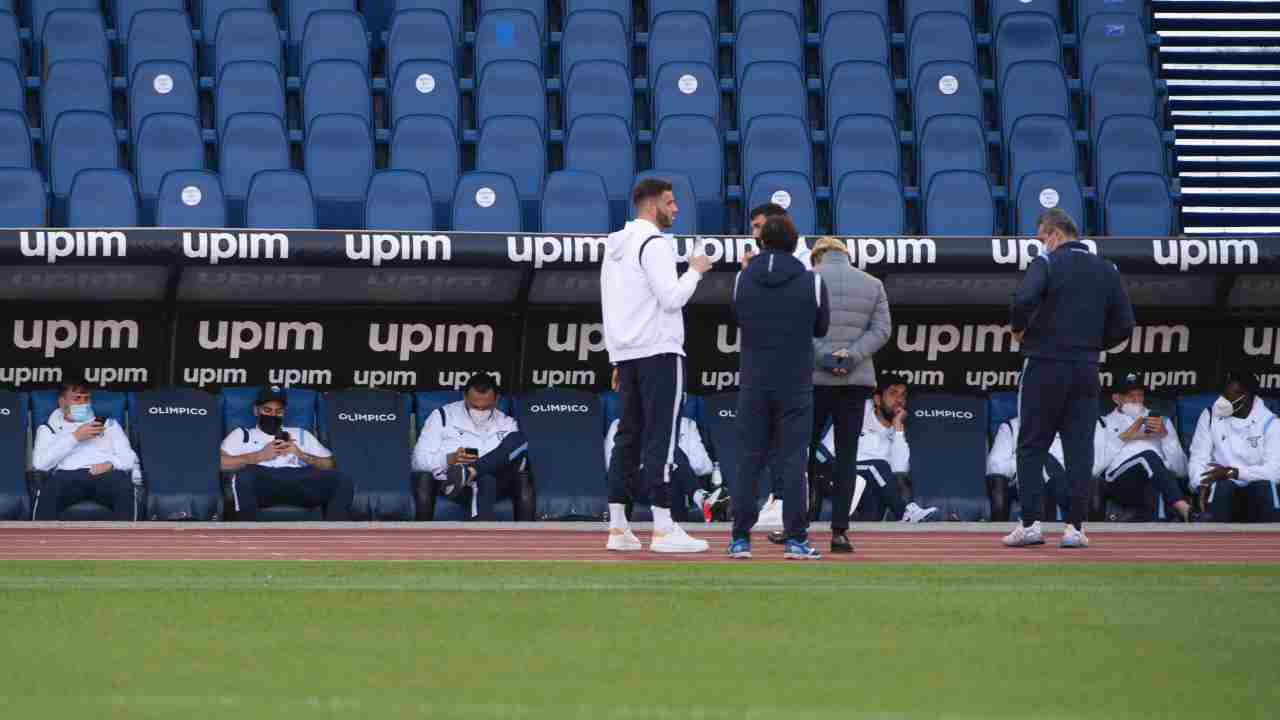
left=1120, top=402, right=1146, bottom=419
left=468, top=407, right=492, bottom=425
left=1213, top=395, right=1245, bottom=419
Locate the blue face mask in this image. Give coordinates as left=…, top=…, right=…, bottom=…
left=68, top=404, right=94, bottom=423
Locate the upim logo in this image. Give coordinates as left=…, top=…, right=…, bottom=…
left=674, top=236, right=754, bottom=264
left=369, top=323, right=494, bottom=362
left=701, top=371, right=739, bottom=391
left=716, top=325, right=740, bottom=354
left=1102, top=325, right=1190, bottom=360
left=991, top=238, right=1098, bottom=270
left=346, top=233, right=452, bottom=266
left=507, top=236, right=608, bottom=268
left=13, top=319, right=140, bottom=358
left=197, top=321, right=324, bottom=359
left=438, top=371, right=503, bottom=390
left=547, top=323, right=604, bottom=361
left=1243, top=327, right=1280, bottom=364
left=148, top=407, right=209, bottom=416
left=182, top=367, right=249, bottom=387
left=19, top=231, right=127, bottom=264
left=896, top=324, right=1020, bottom=361
left=1153, top=238, right=1258, bottom=272
left=531, top=369, right=596, bottom=387
left=966, top=370, right=1021, bottom=391
left=353, top=370, right=418, bottom=388
left=268, top=368, right=332, bottom=387
left=182, top=232, right=289, bottom=265
left=846, top=237, right=937, bottom=269
left=83, top=367, right=149, bottom=385
left=0, top=366, right=62, bottom=387
left=1098, top=370, right=1198, bottom=391
left=339, top=412, right=397, bottom=422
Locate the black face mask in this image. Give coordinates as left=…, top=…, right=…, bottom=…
left=257, top=414, right=283, bottom=436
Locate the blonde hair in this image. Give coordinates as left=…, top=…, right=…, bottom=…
left=809, top=236, right=849, bottom=266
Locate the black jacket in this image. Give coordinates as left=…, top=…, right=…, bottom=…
left=1010, top=241, right=1135, bottom=363
left=732, top=249, right=830, bottom=390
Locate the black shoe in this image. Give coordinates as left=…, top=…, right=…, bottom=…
left=830, top=532, right=853, bottom=554
left=767, top=531, right=785, bottom=545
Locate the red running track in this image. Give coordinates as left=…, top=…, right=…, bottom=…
left=1, top=528, right=1279, bottom=563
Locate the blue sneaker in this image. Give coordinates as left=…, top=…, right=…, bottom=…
left=727, top=538, right=752, bottom=559
left=784, top=539, right=822, bottom=560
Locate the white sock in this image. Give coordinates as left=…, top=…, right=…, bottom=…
left=652, top=506, right=675, bottom=534
left=608, top=503, right=628, bottom=531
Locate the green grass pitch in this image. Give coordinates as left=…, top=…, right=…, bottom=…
left=0, top=562, right=1276, bottom=719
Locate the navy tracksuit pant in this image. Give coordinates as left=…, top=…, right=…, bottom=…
left=33, top=469, right=135, bottom=520
left=1102, top=450, right=1183, bottom=520
left=1205, top=480, right=1280, bottom=523
left=608, top=353, right=684, bottom=511
left=232, top=465, right=354, bottom=521
left=618, top=448, right=705, bottom=522
left=463, top=431, right=528, bottom=521
left=1016, top=358, right=1098, bottom=527
left=732, top=388, right=812, bottom=542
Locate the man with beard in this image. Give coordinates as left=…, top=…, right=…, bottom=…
left=1189, top=369, right=1280, bottom=522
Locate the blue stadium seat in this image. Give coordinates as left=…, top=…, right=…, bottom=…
left=220, top=387, right=318, bottom=436
left=561, top=9, right=629, bottom=78
left=365, top=169, right=433, bottom=230
left=746, top=171, right=815, bottom=235
left=131, top=389, right=223, bottom=521
left=908, top=11, right=976, bottom=89
left=990, top=0, right=1059, bottom=29
left=116, top=0, right=184, bottom=36
left=564, top=60, right=632, bottom=132
left=0, top=391, right=28, bottom=520
left=216, top=60, right=285, bottom=137
left=30, top=0, right=98, bottom=60
left=821, top=0, right=888, bottom=29
left=41, top=60, right=110, bottom=146
left=134, top=113, right=204, bottom=220
left=830, top=114, right=900, bottom=184
left=735, top=0, right=802, bottom=32
left=31, top=389, right=127, bottom=427
left=565, top=113, right=633, bottom=227
left=1094, top=114, right=1164, bottom=210
left=821, top=11, right=889, bottom=88
left=219, top=113, right=290, bottom=226
left=735, top=11, right=802, bottom=85
left=0, top=59, right=18, bottom=114
left=1089, top=62, right=1157, bottom=145
left=653, top=115, right=722, bottom=233
left=1079, top=13, right=1150, bottom=91
left=737, top=61, right=807, bottom=132
left=0, top=168, right=48, bottom=226
left=648, top=12, right=715, bottom=86
left=541, top=170, right=609, bottom=234
left=1007, top=114, right=1075, bottom=200
left=301, top=10, right=369, bottom=79
left=452, top=171, right=522, bottom=232
left=156, top=169, right=228, bottom=227
left=925, top=169, right=993, bottom=235
left=246, top=169, right=317, bottom=229
left=1077, top=0, right=1146, bottom=33
left=907, top=391, right=989, bottom=520
left=741, top=114, right=812, bottom=194
left=905, top=0, right=972, bottom=39
left=288, top=0, right=355, bottom=74
left=516, top=389, right=606, bottom=519
left=917, top=113, right=986, bottom=203
left=125, top=10, right=195, bottom=86
left=999, top=60, right=1069, bottom=146
left=387, top=0, right=460, bottom=40
left=129, top=61, right=198, bottom=145
left=322, top=390, right=415, bottom=520
left=303, top=59, right=371, bottom=132
left=825, top=60, right=895, bottom=132
left=649, top=0, right=715, bottom=35
left=1176, top=393, right=1216, bottom=450
left=0, top=12, right=20, bottom=73
left=389, top=59, right=458, bottom=130
left=390, top=114, right=458, bottom=222
left=213, top=9, right=282, bottom=80
left=41, top=10, right=107, bottom=75
left=0, top=109, right=31, bottom=167
left=475, top=9, right=542, bottom=81
left=566, top=0, right=630, bottom=29
left=1014, top=171, right=1085, bottom=236
left=387, top=9, right=455, bottom=75
left=475, top=114, right=546, bottom=224
left=652, top=61, right=717, bottom=129
left=49, top=110, right=119, bottom=214
left=67, top=168, right=138, bottom=227
left=480, top=0, right=546, bottom=32
left=202, top=0, right=269, bottom=35
left=993, top=11, right=1061, bottom=93
left=1104, top=172, right=1172, bottom=237
left=476, top=59, right=545, bottom=134
left=632, top=170, right=697, bottom=235
left=834, top=171, right=904, bottom=235
left=912, top=61, right=982, bottom=145
left=305, top=113, right=373, bottom=228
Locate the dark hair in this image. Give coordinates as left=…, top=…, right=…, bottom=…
left=1037, top=208, right=1079, bottom=239
left=1221, top=368, right=1259, bottom=396
left=749, top=203, right=788, bottom=221
left=463, top=372, right=500, bottom=395
left=59, top=376, right=91, bottom=394
left=631, top=178, right=672, bottom=207
left=875, top=370, right=909, bottom=395
left=757, top=215, right=798, bottom=253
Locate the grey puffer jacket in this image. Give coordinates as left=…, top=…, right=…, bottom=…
left=811, top=250, right=891, bottom=387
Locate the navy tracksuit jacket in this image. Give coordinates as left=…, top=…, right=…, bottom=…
left=1010, top=240, right=1135, bottom=527
left=731, top=249, right=830, bottom=541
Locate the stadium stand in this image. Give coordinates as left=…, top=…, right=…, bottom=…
left=390, top=60, right=459, bottom=131
left=907, top=11, right=976, bottom=90
left=992, top=10, right=1061, bottom=94
left=305, top=113, right=374, bottom=229
left=386, top=0, right=461, bottom=41
left=41, top=10, right=108, bottom=75
left=287, top=0, right=355, bottom=74
left=833, top=171, right=905, bottom=235
left=124, top=10, right=194, bottom=85
left=130, top=61, right=198, bottom=145
left=564, top=113, right=634, bottom=227
left=386, top=8, right=456, bottom=76
left=0, top=58, right=20, bottom=113
left=745, top=171, right=816, bottom=236
left=476, top=60, right=546, bottom=134
left=216, top=60, right=286, bottom=137
left=821, top=10, right=889, bottom=88
left=49, top=110, right=119, bottom=223
left=830, top=114, right=901, bottom=185
left=155, top=170, right=228, bottom=227
left=0, top=109, right=30, bottom=167
left=300, top=10, right=369, bottom=78
left=476, top=114, right=546, bottom=226
left=67, top=168, right=139, bottom=227
left=322, top=389, right=415, bottom=520
left=651, top=61, right=717, bottom=130
left=1104, top=172, right=1174, bottom=237
left=0, top=168, right=48, bottom=225
left=219, top=113, right=290, bottom=227
left=541, top=170, right=609, bottom=235
left=134, top=112, right=205, bottom=222
left=131, top=389, right=222, bottom=520
left=212, top=9, right=282, bottom=79
left=302, top=59, right=371, bottom=133
left=452, top=171, right=521, bottom=232
left=365, top=169, right=434, bottom=231
left=481, top=0, right=546, bottom=32
left=652, top=114, right=722, bottom=234
left=565, top=60, right=632, bottom=133
left=1014, top=171, right=1086, bottom=236
left=516, top=388, right=605, bottom=519
left=646, top=10, right=715, bottom=83
left=560, top=9, right=629, bottom=77
left=245, top=169, right=318, bottom=229
left=925, top=169, right=994, bottom=236
left=474, top=8, right=542, bottom=81
left=0, top=12, right=20, bottom=72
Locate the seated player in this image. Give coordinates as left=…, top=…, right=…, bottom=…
left=1093, top=372, right=1191, bottom=522
left=412, top=373, right=532, bottom=521
left=32, top=378, right=138, bottom=520
left=987, top=417, right=1068, bottom=523
left=219, top=387, right=353, bottom=521
left=605, top=400, right=727, bottom=522
left=1188, top=369, right=1280, bottom=523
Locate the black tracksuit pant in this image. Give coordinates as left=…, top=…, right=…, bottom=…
left=1102, top=450, right=1182, bottom=520
left=732, top=388, right=812, bottom=542
left=855, top=459, right=907, bottom=520
left=1205, top=480, right=1280, bottom=523
left=233, top=465, right=354, bottom=521
left=607, top=353, right=683, bottom=511
left=813, top=385, right=871, bottom=532
left=1016, top=358, right=1098, bottom=528
left=465, top=431, right=528, bottom=521
left=33, top=469, right=135, bottom=520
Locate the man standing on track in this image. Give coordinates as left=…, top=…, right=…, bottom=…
left=1003, top=209, right=1134, bottom=549
left=601, top=177, right=712, bottom=553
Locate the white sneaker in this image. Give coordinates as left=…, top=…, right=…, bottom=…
left=649, top=525, right=709, bottom=553
left=1002, top=521, right=1045, bottom=547
left=606, top=527, right=642, bottom=551
left=901, top=502, right=940, bottom=523
left=1061, top=525, right=1090, bottom=549
left=752, top=495, right=783, bottom=530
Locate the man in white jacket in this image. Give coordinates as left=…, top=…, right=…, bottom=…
left=1188, top=369, right=1280, bottom=522
left=32, top=379, right=138, bottom=520
left=601, top=177, right=712, bottom=553
left=1093, top=372, right=1191, bottom=521
left=605, top=409, right=724, bottom=522
left=987, top=417, right=1068, bottom=522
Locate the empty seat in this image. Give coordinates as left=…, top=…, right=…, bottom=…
left=741, top=114, right=811, bottom=196
left=1077, top=0, right=1146, bottom=33
left=0, top=12, right=20, bottom=72
left=116, top=0, right=184, bottom=37
left=1007, top=114, right=1075, bottom=199
left=476, top=60, right=545, bottom=134
left=288, top=0, right=355, bottom=72
left=0, top=109, right=30, bottom=167
left=737, top=61, right=806, bottom=132
left=650, top=0, right=715, bottom=34
left=925, top=170, right=993, bottom=235
left=1079, top=13, right=1150, bottom=91
left=564, top=60, right=631, bottom=131
left=1094, top=114, right=1164, bottom=204
left=303, top=59, right=371, bottom=132
left=653, top=115, right=723, bottom=232
left=999, top=60, right=1069, bottom=145
left=49, top=111, right=119, bottom=220
left=129, top=61, right=198, bottom=145
left=633, top=169, right=697, bottom=235
left=1104, top=172, right=1172, bottom=237
left=0, top=59, right=17, bottom=114
left=305, top=113, right=373, bottom=228
left=67, top=168, right=138, bottom=227
left=201, top=0, right=268, bottom=35
left=735, top=11, right=802, bottom=85
left=125, top=10, right=195, bottom=85
left=480, top=0, right=546, bottom=32
left=386, top=8, right=455, bottom=76
left=301, top=10, right=369, bottom=79
left=134, top=113, right=204, bottom=219
left=475, top=9, right=542, bottom=81
left=565, top=114, right=633, bottom=225
left=385, top=0, right=461, bottom=40
left=746, top=172, right=815, bottom=235
left=993, top=11, right=1061, bottom=93
left=912, top=61, right=982, bottom=144
left=736, top=0, right=802, bottom=30
left=825, top=60, right=894, bottom=132
left=991, top=0, right=1059, bottom=29
left=541, top=170, right=609, bottom=234
left=561, top=9, right=629, bottom=78
left=652, top=61, right=717, bottom=129
left=647, top=11, right=715, bottom=81
left=41, top=60, right=110, bottom=141
left=156, top=170, right=228, bottom=227
left=830, top=114, right=899, bottom=184
left=1014, top=171, right=1085, bottom=235
left=389, top=59, right=458, bottom=130
left=566, top=0, right=630, bottom=30
left=1089, top=62, right=1157, bottom=144
left=30, top=0, right=98, bottom=59
left=390, top=114, right=458, bottom=221
left=213, top=9, right=282, bottom=80
left=219, top=113, right=290, bottom=225
left=475, top=114, right=546, bottom=211
left=452, top=171, right=521, bottom=232
left=216, top=60, right=285, bottom=136
left=905, top=0, right=972, bottom=39
left=821, top=11, right=889, bottom=87
left=41, top=10, right=107, bottom=75
left=821, top=0, right=889, bottom=27
left=917, top=113, right=986, bottom=202
left=908, top=11, right=976, bottom=88
left=246, top=169, right=316, bottom=228
left=834, top=171, right=904, bottom=235
left=0, top=168, right=48, bottom=226
left=365, top=169, right=433, bottom=230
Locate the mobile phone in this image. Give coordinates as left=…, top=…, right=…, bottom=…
left=463, top=447, right=479, bottom=456
left=93, top=416, right=106, bottom=425
left=274, top=431, right=291, bottom=442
